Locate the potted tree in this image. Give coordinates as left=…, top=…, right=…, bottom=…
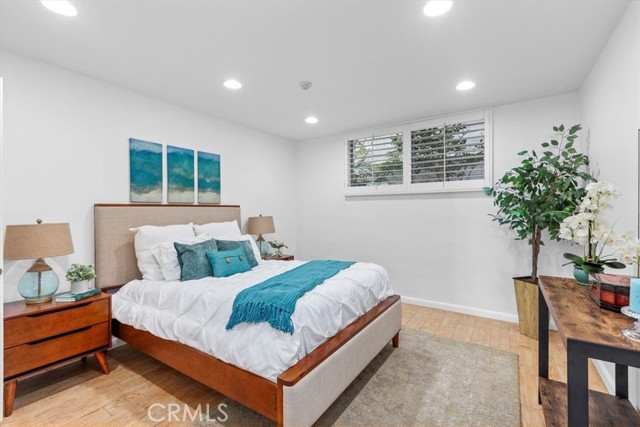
left=484, top=124, right=594, bottom=339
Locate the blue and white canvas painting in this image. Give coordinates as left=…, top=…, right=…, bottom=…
left=129, top=138, right=163, bottom=203
left=167, top=145, right=195, bottom=203
left=198, top=151, right=221, bottom=204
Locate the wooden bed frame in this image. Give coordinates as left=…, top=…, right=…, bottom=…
left=94, top=204, right=401, bottom=427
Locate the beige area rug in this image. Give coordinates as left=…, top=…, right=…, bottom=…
left=209, top=329, right=521, bottom=427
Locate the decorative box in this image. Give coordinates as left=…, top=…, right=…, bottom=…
left=588, top=273, right=630, bottom=312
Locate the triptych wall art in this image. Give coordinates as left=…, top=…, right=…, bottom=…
left=129, top=138, right=163, bottom=203
left=197, top=151, right=221, bottom=204
left=129, top=138, right=221, bottom=204
left=167, top=145, right=195, bottom=203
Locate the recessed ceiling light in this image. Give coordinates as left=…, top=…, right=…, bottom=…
left=223, top=79, right=242, bottom=90
left=40, top=1, right=78, bottom=17
left=456, top=80, right=476, bottom=91
left=423, top=0, right=452, bottom=17
left=305, top=116, right=319, bottom=124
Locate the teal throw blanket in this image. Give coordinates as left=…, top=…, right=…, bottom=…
left=226, top=260, right=355, bottom=334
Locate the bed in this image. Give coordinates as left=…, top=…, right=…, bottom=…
left=94, top=203, right=401, bottom=427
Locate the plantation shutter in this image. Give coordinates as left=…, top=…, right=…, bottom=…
left=348, top=132, right=403, bottom=187
left=411, top=119, right=485, bottom=184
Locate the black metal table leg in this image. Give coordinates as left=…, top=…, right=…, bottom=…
left=615, top=364, right=629, bottom=398
left=538, top=285, right=549, bottom=405
left=567, top=339, right=589, bottom=427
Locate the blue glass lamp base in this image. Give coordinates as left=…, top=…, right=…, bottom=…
left=22, top=293, right=55, bottom=304
left=18, top=259, right=60, bottom=304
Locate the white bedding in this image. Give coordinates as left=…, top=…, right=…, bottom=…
left=111, top=260, right=394, bottom=382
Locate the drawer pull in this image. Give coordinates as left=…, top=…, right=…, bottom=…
left=27, top=302, right=93, bottom=317
left=27, top=326, right=93, bottom=345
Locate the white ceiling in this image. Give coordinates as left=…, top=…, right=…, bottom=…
left=0, top=0, right=630, bottom=141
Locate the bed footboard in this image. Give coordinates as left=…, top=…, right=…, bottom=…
left=277, top=296, right=402, bottom=427
left=112, top=294, right=401, bottom=427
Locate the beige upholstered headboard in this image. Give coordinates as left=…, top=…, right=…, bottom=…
left=94, top=204, right=241, bottom=287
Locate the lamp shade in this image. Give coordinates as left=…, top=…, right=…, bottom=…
left=248, top=215, right=275, bottom=235
left=4, top=220, right=74, bottom=260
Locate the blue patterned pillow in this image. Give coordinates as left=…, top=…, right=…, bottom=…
left=216, top=240, right=259, bottom=268
left=207, top=247, right=251, bottom=278
left=174, top=238, right=218, bottom=281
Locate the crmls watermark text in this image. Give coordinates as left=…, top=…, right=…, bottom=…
left=147, top=403, right=229, bottom=423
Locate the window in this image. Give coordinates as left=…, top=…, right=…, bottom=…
left=411, top=117, right=486, bottom=187
left=345, top=110, right=491, bottom=195
left=348, top=131, right=403, bottom=187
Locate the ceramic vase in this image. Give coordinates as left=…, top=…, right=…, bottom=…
left=573, top=266, right=589, bottom=286
left=70, top=280, right=94, bottom=294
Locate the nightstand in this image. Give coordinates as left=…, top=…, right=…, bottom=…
left=3, top=293, right=112, bottom=417
left=262, top=254, right=294, bottom=261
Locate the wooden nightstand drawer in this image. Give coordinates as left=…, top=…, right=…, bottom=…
left=4, top=322, right=110, bottom=378
left=3, top=293, right=111, bottom=417
left=4, top=298, right=109, bottom=349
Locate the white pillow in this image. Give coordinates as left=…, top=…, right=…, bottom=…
left=151, top=234, right=212, bottom=282
left=193, top=220, right=241, bottom=238
left=216, top=234, right=262, bottom=264
left=130, top=223, right=196, bottom=281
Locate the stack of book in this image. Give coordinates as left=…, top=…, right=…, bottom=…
left=54, top=288, right=101, bottom=303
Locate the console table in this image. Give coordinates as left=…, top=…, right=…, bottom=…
left=538, top=276, right=640, bottom=426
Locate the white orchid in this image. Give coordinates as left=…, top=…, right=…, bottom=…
left=560, top=182, right=628, bottom=273
left=611, top=235, right=640, bottom=265
left=581, top=182, right=621, bottom=214
left=559, top=212, right=593, bottom=246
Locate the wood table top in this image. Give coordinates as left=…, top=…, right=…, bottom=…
left=3, top=293, right=110, bottom=320
left=539, top=276, right=640, bottom=353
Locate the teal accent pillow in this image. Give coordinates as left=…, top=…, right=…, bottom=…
left=207, top=247, right=252, bottom=278
left=174, top=238, right=218, bottom=281
left=216, top=240, right=259, bottom=268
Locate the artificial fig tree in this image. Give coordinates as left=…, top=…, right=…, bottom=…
left=484, top=124, right=594, bottom=283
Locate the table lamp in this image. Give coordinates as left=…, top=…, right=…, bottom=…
left=4, top=219, right=74, bottom=304
left=248, top=215, right=275, bottom=255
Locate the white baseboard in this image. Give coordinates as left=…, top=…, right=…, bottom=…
left=400, top=295, right=519, bottom=324
left=400, top=294, right=558, bottom=330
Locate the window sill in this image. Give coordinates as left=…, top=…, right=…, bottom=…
left=344, top=181, right=488, bottom=197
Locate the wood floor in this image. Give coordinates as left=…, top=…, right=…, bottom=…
left=3, top=303, right=608, bottom=427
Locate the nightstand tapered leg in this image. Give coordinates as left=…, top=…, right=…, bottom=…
left=95, top=351, right=110, bottom=374
left=4, top=380, right=17, bottom=417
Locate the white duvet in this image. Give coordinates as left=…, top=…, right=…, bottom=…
left=112, top=260, right=394, bottom=382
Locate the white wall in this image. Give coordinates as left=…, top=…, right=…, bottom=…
left=579, top=1, right=640, bottom=409
left=0, top=76, right=4, bottom=422
left=0, top=51, right=297, bottom=302
left=581, top=2, right=639, bottom=245
left=295, top=92, right=581, bottom=321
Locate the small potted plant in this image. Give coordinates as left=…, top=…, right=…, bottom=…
left=66, top=264, right=97, bottom=293
left=267, top=240, right=288, bottom=258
